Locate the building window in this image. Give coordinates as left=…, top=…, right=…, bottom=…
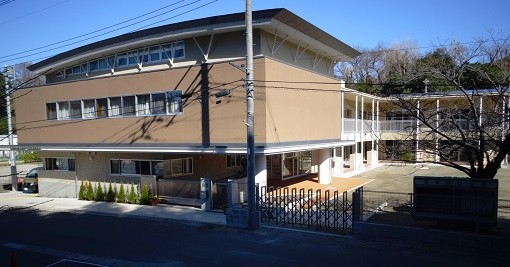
left=136, top=94, right=151, bottom=115
left=227, top=155, right=242, bottom=168
left=122, top=96, right=136, bottom=116
left=96, top=98, right=108, bottom=118
left=46, top=90, right=185, bottom=121
left=45, top=158, right=75, bottom=171
left=58, top=41, right=186, bottom=76
left=46, top=103, right=57, bottom=120
left=82, top=99, right=96, bottom=118
left=69, top=100, right=82, bottom=119
left=167, top=90, right=183, bottom=115
left=171, top=158, right=192, bottom=176
left=57, top=101, right=70, bottom=119
left=109, top=97, right=122, bottom=117
left=110, top=159, right=164, bottom=176
left=151, top=93, right=166, bottom=114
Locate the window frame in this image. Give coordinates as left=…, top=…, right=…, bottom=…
left=45, top=157, right=76, bottom=172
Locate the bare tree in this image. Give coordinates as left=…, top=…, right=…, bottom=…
left=387, top=35, right=510, bottom=179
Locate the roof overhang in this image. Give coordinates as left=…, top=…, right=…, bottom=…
left=9, top=140, right=355, bottom=155
left=28, top=8, right=360, bottom=74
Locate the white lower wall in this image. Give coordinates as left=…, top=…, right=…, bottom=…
left=38, top=177, right=77, bottom=198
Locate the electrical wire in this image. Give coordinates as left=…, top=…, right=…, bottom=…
left=0, top=0, right=220, bottom=64
left=0, top=0, right=72, bottom=26
left=0, top=0, right=187, bottom=60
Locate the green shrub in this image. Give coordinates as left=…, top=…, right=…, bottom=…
left=105, top=182, right=116, bottom=202
left=19, top=152, right=40, bottom=163
left=86, top=181, right=94, bottom=201
left=139, top=184, right=149, bottom=205
left=78, top=180, right=86, bottom=200
left=128, top=183, right=138, bottom=204
left=117, top=182, right=126, bottom=203
left=401, top=151, right=413, bottom=163
left=95, top=181, right=104, bottom=201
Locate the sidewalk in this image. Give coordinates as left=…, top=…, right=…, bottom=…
left=0, top=191, right=226, bottom=225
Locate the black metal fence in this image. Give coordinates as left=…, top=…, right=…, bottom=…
left=257, top=186, right=359, bottom=232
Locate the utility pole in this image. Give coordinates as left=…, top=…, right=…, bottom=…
left=3, top=66, right=17, bottom=191
left=245, top=0, right=258, bottom=229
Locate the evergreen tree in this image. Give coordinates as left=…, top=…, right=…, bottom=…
left=139, top=184, right=149, bottom=205
left=105, top=182, right=116, bottom=202
left=86, top=181, right=94, bottom=201
left=78, top=180, right=86, bottom=200
left=95, top=181, right=104, bottom=201
left=117, top=182, right=126, bottom=203
left=128, top=183, right=137, bottom=204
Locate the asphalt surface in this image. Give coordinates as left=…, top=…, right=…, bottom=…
left=1, top=210, right=509, bottom=267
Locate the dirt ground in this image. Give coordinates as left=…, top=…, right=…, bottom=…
left=349, top=163, right=510, bottom=199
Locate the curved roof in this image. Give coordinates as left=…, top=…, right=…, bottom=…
left=28, top=8, right=360, bottom=73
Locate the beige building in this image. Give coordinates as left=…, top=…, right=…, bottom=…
left=16, top=9, right=379, bottom=206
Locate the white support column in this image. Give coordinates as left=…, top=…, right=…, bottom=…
left=376, top=100, right=380, bottom=138
left=255, top=155, right=267, bottom=190
left=371, top=98, right=375, bottom=150
left=436, top=99, right=440, bottom=162
left=354, top=95, right=359, bottom=170
left=341, top=90, right=345, bottom=138
left=361, top=96, right=364, bottom=162
left=318, top=148, right=332, bottom=184
left=333, top=147, right=343, bottom=176
left=416, top=100, right=420, bottom=162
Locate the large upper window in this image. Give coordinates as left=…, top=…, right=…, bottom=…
left=57, top=41, right=185, bottom=77
left=46, top=90, right=183, bottom=121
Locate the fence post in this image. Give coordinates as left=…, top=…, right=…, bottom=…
left=200, top=178, right=212, bottom=211
left=352, top=187, right=363, bottom=223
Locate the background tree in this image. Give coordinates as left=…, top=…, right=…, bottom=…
left=391, top=36, right=508, bottom=178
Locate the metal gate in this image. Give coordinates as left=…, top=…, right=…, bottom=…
left=257, top=186, right=360, bottom=232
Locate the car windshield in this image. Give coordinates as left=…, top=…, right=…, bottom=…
left=26, top=169, right=39, bottom=177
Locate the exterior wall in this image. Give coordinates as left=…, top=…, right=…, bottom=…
left=36, top=151, right=243, bottom=194
left=259, top=30, right=335, bottom=77
left=15, top=60, right=268, bottom=146
left=262, top=58, right=342, bottom=143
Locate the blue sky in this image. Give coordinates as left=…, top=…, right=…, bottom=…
left=1, top=0, right=509, bottom=67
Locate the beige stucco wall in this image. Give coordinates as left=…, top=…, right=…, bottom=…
left=15, top=60, right=268, bottom=146
left=261, top=58, right=342, bottom=143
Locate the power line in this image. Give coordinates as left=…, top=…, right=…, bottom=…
left=0, top=0, right=72, bottom=26
left=1, top=0, right=220, bottom=64
left=0, top=0, right=187, bottom=60
left=0, top=0, right=14, bottom=7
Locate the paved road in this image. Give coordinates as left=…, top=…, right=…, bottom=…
left=1, top=210, right=509, bottom=267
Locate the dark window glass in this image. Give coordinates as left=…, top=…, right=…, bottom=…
left=122, top=96, right=136, bottom=116
left=96, top=98, right=108, bottom=117
left=151, top=93, right=166, bottom=114
left=89, top=60, right=99, bottom=71
left=151, top=161, right=164, bottom=176
left=68, top=159, right=76, bottom=172
left=69, top=101, right=82, bottom=119
left=140, top=161, right=151, bottom=175
left=111, top=160, right=120, bottom=175
left=46, top=103, right=57, bottom=120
